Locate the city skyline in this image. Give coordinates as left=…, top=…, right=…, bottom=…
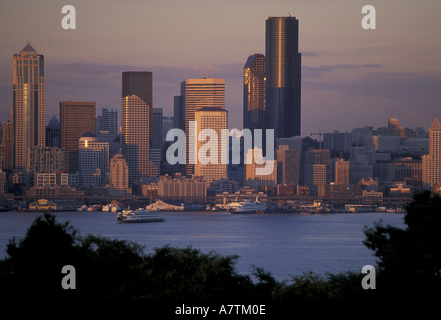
left=1, top=1, right=441, bottom=137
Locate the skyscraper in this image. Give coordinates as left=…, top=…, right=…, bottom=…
left=304, top=149, right=331, bottom=184
left=12, top=43, right=46, bottom=169
left=122, top=95, right=157, bottom=185
left=179, top=77, right=225, bottom=175
left=173, top=95, right=185, bottom=131
left=101, top=108, right=118, bottom=137
left=45, top=115, right=60, bottom=147
left=334, top=158, right=350, bottom=186
left=265, top=15, right=301, bottom=138
left=122, top=71, right=153, bottom=144
left=78, top=132, right=109, bottom=188
left=121, top=71, right=156, bottom=185
left=277, top=145, right=299, bottom=185
left=422, top=116, right=441, bottom=189
left=194, top=107, right=228, bottom=186
left=152, top=107, right=163, bottom=150
left=26, top=146, right=64, bottom=174
left=60, top=101, right=96, bottom=174
left=122, top=71, right=153, bottom=107
left=243, top=54, right=265, bottom=131
left=1, top=121, right=14, bottom=170
left=109, top=152, right=129, bottom=190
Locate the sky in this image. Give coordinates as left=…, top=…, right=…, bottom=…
left=1, top=0, right=441, bottom=138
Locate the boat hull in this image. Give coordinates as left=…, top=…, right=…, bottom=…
left=117, top=209, right=166, bottom=223
left=120, top=217, right=165, bottom=223
left=229, top=202, right=267, bottom=214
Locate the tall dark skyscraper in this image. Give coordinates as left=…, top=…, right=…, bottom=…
left=173, top=95, right=185, bottom=131
left=122, top=71, right=152, bottom=107
left=152, top=108, right=163, bottom=150
left=243, top=53, right=265, bottom=131
left=265, top=15, right=301, bottom=139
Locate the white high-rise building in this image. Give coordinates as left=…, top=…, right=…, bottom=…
left=179, top=77, right=225, bottom=175
left=194, top=107, right=228, bottom=186
left=422, top=116, right=441, bottom=189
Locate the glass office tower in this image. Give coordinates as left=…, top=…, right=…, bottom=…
left=265, top=15, right=301, bottom=139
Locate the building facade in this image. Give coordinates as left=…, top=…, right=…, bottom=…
left=152, top=107, right=163, bottom=150
left=26, top=146, right=64, bottom=174
left=422, top=116, right=441, bottom=189
left=121, top=95, right=157, bottom=185
left=334, top=158, right=350, bottom=186
left=179, top=78, right=225, bottom=175
left=158, top=173, right=206, bottom=199
left=121, top=71, right=157, bottom=185
left=243, top=54, right=266, bottom=132
left=45, top=115, right=60, bottom=148
left=265, top=16, right=301, bottom=138
left=194, top=107, right=228, bottom=186
left=101, top=108, right=118, bottom=138
left=1, top=121, right=14, bottom=170
left=277, top=145, right=299, bottom=185
left=244, top=147, right=277, bottom=190
left=78, top=132, right=109, bottom=188
left=13, top=43, right=46, bottom=169
left=107, top=152, right=131, bottom=195
left=60, top=101, right=96, bottom=174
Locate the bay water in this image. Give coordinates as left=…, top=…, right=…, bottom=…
left=0, top=211, right=405, bottom=282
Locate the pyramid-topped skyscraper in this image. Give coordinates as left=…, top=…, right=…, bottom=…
left=12, top=42, right=45, bottom=169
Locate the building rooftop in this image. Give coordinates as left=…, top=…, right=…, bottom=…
left=20, top=42, right=37, bottom=53
left=429, top=116, right=441, bottom=131
left=46, top=115, right=60, bottom=129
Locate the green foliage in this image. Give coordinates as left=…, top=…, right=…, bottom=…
left=75, top=235, right=147, bottom=300
left=363, top=190, right=441, bottom=299
left=139, top=245, right=255, bottom=300
left=2, top=213, right=79, bottom=298
left=273, top=271, right=331, bottom=301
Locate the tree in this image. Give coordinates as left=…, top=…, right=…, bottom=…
left=363, top=191, right=441, bottom=299
left=2, top=213, right=80, bottom=299
left=0, top=213, right=266, bottom=302
left=139, top=245, right=255, bottom=300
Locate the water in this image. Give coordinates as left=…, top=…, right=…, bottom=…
left=0, top=211, right=405, bottom=282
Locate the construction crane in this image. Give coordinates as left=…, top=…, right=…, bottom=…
left=310, top=130, right=323, bottom=149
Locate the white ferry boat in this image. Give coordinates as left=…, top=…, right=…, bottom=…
left=229, top=200, right=267, bottom=213
left=117, top=208, right=165, bottom=223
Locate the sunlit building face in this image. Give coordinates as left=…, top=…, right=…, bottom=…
left=12, top=43, right=46, bottom=169
left=265, top=16, right=301, bottom=139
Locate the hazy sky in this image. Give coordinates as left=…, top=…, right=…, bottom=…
left=1, top=0, right=441, bottom=137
